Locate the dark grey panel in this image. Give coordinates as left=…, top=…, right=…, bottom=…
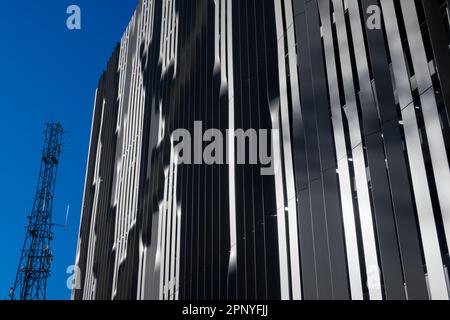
left=360, top=0, right=428, bottom=299
left=421, top=0, right=450, bottom=124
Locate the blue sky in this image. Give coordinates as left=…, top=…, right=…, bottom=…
left=0, top=0, right=137, bottom=300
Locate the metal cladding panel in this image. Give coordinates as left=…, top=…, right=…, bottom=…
left=359, top=0, right=427, bottom=299
left=420, top=0, right=450, bottom=125
left=318, top=0, right=363, bottom=300
left=74, top=0, right=450, bottom=300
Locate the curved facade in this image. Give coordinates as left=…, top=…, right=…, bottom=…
left=74, top=0, right=450, bottom=300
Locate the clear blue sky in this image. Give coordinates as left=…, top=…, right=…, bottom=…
left=0, top=0, right=137, bottom=300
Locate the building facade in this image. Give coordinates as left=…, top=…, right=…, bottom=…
left=73, top=0, right=450, bottom=300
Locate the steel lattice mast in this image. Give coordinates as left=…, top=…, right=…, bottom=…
left=10, top=123, right=63, bottom=300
